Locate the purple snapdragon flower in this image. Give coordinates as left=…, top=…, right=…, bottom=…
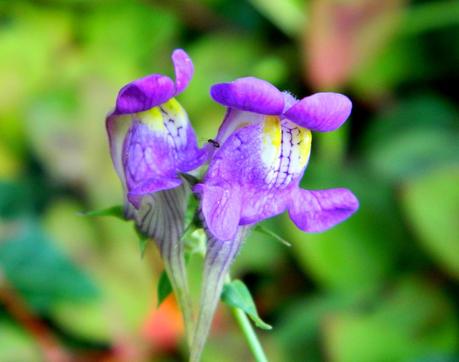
left=106, top=49, right=206, bottom=210
left=106, top=49, right=206, bottom=346
left=190, top=77, right=358, bottom=360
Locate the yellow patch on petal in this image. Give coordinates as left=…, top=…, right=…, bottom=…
left=138, top=106, right=165, bottom=131
left=296, top=128, right=312, bottom=168
left=261, top=116, right=282, bottom=167
left=264, top=116, right=281, bottom=148
left=161, top=98, right=188, bottom=133
left=162, top=98, right=182, bottom=118
left=262, top=117, right=313, bottom=187
left=135, top=98, right=188, bottom=135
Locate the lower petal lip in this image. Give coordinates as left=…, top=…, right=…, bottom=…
left=283, top=92, right=352, bottom=132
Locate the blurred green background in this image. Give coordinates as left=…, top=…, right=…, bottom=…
left=1, top=0, right=459, bottom=361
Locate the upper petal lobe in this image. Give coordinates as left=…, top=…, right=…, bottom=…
left=172, top=49, right=194, bottom=94
left=115, top=74, right=176, bottom=114
left=210, top=77, right=285, bottom=115
left=284, top=92, right=352, bottom=132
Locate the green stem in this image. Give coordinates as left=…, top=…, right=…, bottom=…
left=230, top=307, right=268, bottom=362
left=225, top=275, right=268, bottom=362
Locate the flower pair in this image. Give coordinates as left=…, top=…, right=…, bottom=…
left=106, top=49, right=358, bottom=360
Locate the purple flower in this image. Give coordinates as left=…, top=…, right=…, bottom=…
left=190, top=77, right=358, bottom=360
left=106, top=49, right=205, bottom=346
left=198, top=76, right=358, bottom=239
left=106, top=49, right=206, bottom=210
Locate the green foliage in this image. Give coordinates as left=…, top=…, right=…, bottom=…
left=222, top=279, right=272, bottom=330
left=401, top=166, right=459, bottom=279
left=0, top=220, right=98, bottom=312
left=323, top=277, right=459, bottom=362
left=0, top=319, right=40, bottom=362
left=362, top=95, right=459, bottom=181
left=80, top=205, right=124, bottom=219
left=1, top=0, right=458, bottom=359
left=277, top=278, right=459, bottom=361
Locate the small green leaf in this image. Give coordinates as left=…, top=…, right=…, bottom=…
left=184, top=194, right=200, bottom=228
left=135, top=228, right=149, bottom=258
left=79, top=205, right=124, bottom=219
left=254, top=224, right=291, bottom=247
left=221, top=279, right=272, bottom=330
left=180, top=172, right=200, bottom=187
left=157, top=271, right=173, bottom=307
left=184, top=228, right=206, bottom=258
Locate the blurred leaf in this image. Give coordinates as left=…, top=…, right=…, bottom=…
left=157, top=271, right=173, bottom=307
left=0, top=319, right=40, bottom=362
left=0, top=142, right=21, bottom=179
left=0, top=220, right=98, bottom=312
left=80, top=205, right=123, bottom=219
left=350, top=36, right=424, bottom=97
left=254, top=224, right=291, bottom=247
left=366, top=129, right=459, bottom=182
left=413, top=355, right=459, bottom=362
left=362, top=95, right=459, bottom=181
left=352, top=2, right=459, bottom=97
left=323, top=277, right=459, bottom=362
left=401, top=166, right=459, bottom=279
left=0, top=181, right=32, bottom=219
left=278, top=277, right=459, bottom=361
left=400, top=0, right=459, bottom=36
left=0, top=4, right=73, bottom=112
left=276, top=292, right=360, bottom=361
left=362, top=95, right=458, bottom=144
left=82, top=2, right=179, bottom=82
left=249, top=0, right=306, bottom=36
left=47, top=206, right=153, bottom=342
left=222, top=279, right=272, bottom=330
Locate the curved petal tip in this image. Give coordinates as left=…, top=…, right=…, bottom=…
left=115, top=74, right=175, bottom=114
left=288, top=188, right=359, bottom=233
left=172, top=48, right=194, bottom=94
left=284, top=92, right=352, bottom=132
left=210, top=77, right=285, bottom=115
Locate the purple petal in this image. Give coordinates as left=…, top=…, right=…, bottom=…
left=210, top=77, right=285, bottom=115
left=202, top=121, right=308, bottom=228
left=115, top=74, right=175, bottom=114
left=194, top=183, right=241, bottom=241
left=122, top=121, right=182, bottom=208
left=172, top=49, right=193, bottom=94
left=239, top=188, right=292, bottom=225
left=127, top=176, right=182, bottom=209
left=284, top=92, right=352, bottom=132
left=191, top=227, right=249, bottom=362
left=176, top=124, right=209, bottom=173
left=213, top=108, right=265, bottom=146
left=288, top=188, right=359, bottom=232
